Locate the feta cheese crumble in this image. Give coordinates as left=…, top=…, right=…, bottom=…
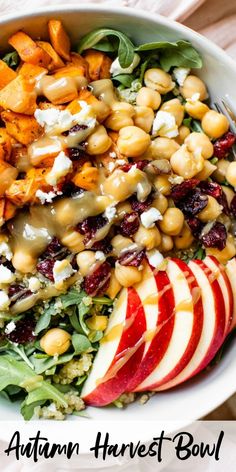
left=173, top=67, right=190, bottom=86
left=152, top=111, right=178, bottom=138
left=147, top=249, right=164, bottom=269
left=104, top=205, right=117, bottom=222
left=0, top=264, right=15, bottom=284
left=140, top=208, right=163, bottom=228
left=0, top=291, right=10, bottom=310
left=46, top=152, right=73, bottom=186
left=28, top=277, right=41, bottom=293
left=53, top=260, right=75, bottom=286
left=186, top=92, right=200, bottom=104
left=95, top=251, right=106, bottom=262
left=110, top=53, right=140, bottom=76
left=35, top=189, right=57, bottom=204
left=0, top=241, right=13, bottom=261
left=5, top=321, right=16, bottom=335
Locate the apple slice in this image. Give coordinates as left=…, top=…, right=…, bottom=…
left=226, top=257, right=236, bottom=330
left=204, top=256, right=233, bottom=336
left=81, top=285, right=146, bottom=406
left=134, top=258, right=203, bottom=392
left=156, top=258, right=227, bottom=391
left=126, top=264, right=175, bottom=392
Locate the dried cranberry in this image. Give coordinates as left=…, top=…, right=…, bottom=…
left=198, top=181, right=222, bottom=199
left=61, top=181, right=83, bottom=196
left=119, top=212, right=140, bottom=237
left=83, top=261, right=111, bottom=296
left=120, top=160, right=149, bottom=172
left=62, top=123, right=88, bottom=136
left=37, top=258, right=55, bottom=281
left=186, top=217, right=204, bottom=238
left=171, top=179, right=200, bottom=203
left=213, top=132, right=236, bottom=158
left=177, top=189, right=208, bottom=216
left=119, top=248, right=145, bottom=267
left=77, top=215, right=108, bottom=246
left=8, top=284, right=32, bottom=303
left=6, top=316, right=36, bottom=344
left=91, top=237, right=112, bottom=255
left=201, top=222, right=227, bottom=250
left=43, top=238, right=62, bottom=257
left=230, top=195, right=236, bottom=217
left=130, top=193, right=153, bottom=214
left=217, top=191, right=230, bottom=215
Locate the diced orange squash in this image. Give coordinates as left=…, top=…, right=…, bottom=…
left=4, top=199, right=16, bottom=221
left=0, top=128, right=12, bottom=161
left=0, top=199, right=5, bottom=226
left=0, top=160, right=18, bottom=197
left=19, top=63, right=47, bottom=80
left=48, top=20, right=71, bottom=61
left=8, top=31, right=51, bottom=67
left=0, top=76, right=37, bottom=115
left=10, top=145, right=32, bottom=172
left=83, top=49, right=112, bottom=81
left=67, top=90, right=111, bottom=122
left=6, top=168, right=51, bottom=206
left=68, top=52, right=89, bottom=78
left=72, top=162, right=99, bottom=191
left=1, top=110, right=43, bottom=145
left=53, top=65, right=86, bottom=79
left=0, top=59, right=17, bottom=90
left=36, top=40, right=65, bottom=70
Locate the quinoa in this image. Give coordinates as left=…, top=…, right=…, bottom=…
left=53, top=353, right=93, bottom=385
left=37, top=391, right=85, bottom=420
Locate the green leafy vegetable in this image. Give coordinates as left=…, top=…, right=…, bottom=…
left=191, top=119, right=203, bottom=133
left=35, top=304, right=56, bottom=335
left=78, top=302, right=90, bottom=335
left=135, top=41, right=179, bottom=52
left=194, top=246, right=206, bottom=260
left=72, top=333, right=91, bottom=355
left=112, top=74, right=134, bottom=88
left=159, top=40, right=202, bottom=71
left=30, top=352, right=74, bottom=375
left=78, top=28, right=135, bottom=68
left=91, top=37, right=117, bottom=52
left=2, top=51, right=19, bottom=68
left=60, top=288, right=86, bottom=309
left=183, top=117, right=192, bottom=128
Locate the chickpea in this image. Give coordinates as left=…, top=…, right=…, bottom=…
left=105, top=102, right=134, bottom=131
left=144, top=68, right=175, bottom=94
left=86, top=125, right=112, bottom=155
left=185, top=132, right=214, bottom=159
left=136, top=87, right=161, bottom=110
left=170, top=144, right=204, bottom=179
left=153, top=175, right=171, bottom=195
left=206, top=234, right=236, bottom=264
left=12, top=251, right=36, bottom=273
left=76, top=250, right=96, bottom=276
left=91, top=99, right=111, bottom=123
left=87, top=315, right=108, bottom=331
left=222, top=186, right=235, bottom=207
left=115, top=263, right=143, bottom=287
left=152, top=194, right=168, bottom=214
left=134, top=225, right=161, bottom=250
left=40, top=328, right=71, bottom=356
left=195, top=160, right=217, bottom=180
left=147, top=137, right=180, bottom=160
left=102, top=168, right=151, bottom=202
left=202, top=110, right=229, bottom=139
left=213, top=159, right=230, bottom=183
left=175, top=125, right=190, bottom=145
left=180, top=75, right=208, bottom=101
left=116, top=202, right=132, bottom=220
left=198, top=196, right=222, bottom=222
left=226, top=162, right=236, bottom=187
left=185, top=100, right=209, bottom=120
left=61, top=230, right=85, bottom=253
left=111, top=235, right=133, bottom=256
left=133, top=106, right=154, bottom=133
left=159, top=207, right=184, bottom=236
left=106, top=269, right=122, bottom=299
left=159, top=233, right=174, bottom=252
left=174, top=223, right=194, bottom=249
left=117, top=126, right=150, bottom=157
left=160, top=99, right=184, bottom=127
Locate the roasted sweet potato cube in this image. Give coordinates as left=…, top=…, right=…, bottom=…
left=19, top=63, right=47, bottom=80
left=36, top=40, right=65, bottom=70
left=0, top=160, right=18, bottom=197
left=8, top=31, right=51, bottom=67
left=6, top=168, right=51, bottom=205
left=4, top=199, right=16, bottom=221
left=0, top=128, right=12, bottom=161
left=68, top=53, right=89, bottom=78
left=1, top=111, right=43, bottom=145
left=48, top=20, right=71, bottom=61
left=83, top=50, right=112, bottom=81
left=0, top=76, right=37, bottom=115
left=0, top=59, right=17, bottom=90
left=72, top=162, right=99, bottom=191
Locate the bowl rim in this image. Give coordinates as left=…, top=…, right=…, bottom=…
left=1, top=3, right=236, bottom=73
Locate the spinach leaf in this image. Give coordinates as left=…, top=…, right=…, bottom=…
left=2, top=51, right=19, bottom=68
left=160, top=40, right=202, bottom=72
left=78, top=28, right=135, bottom=68
left=72, top=333, right=91, bottom=355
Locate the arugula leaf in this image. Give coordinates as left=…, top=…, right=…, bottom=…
left=30, top=352, right=74, bottom=374
left=160, top=40, right=202, bottom=71
left=183, top=117, right=192, bottom=128
left=78, top=28, right=135, bottom=68
left=88, top=330, right=103, bottom=343
left=21, top=400, right=45, bottom=421
left=78, top=302, right=90, bottom=335
left=91, top=38, right=116, bottom=52
left=21, top=382, right=68, bottom=420
left=35, top=303, right=57, bottom=335
left=60, top=288, right=86, bottom=309
left=136, top=41, right=178, bottom=52
left=191, top=119, right=203, bottom=133
left=112, top=74, right=134, bottom=88
left=72, top=333, right=91, bottom=355
left=92, top=296, right=113, bottom=305
left=2, top=51, right=19, bottom=68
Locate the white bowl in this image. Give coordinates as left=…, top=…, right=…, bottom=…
left=0, top=5, right=236, bottom=426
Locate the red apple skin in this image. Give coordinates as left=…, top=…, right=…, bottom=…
left=226, top=258, right=236, bottom=330
left=205, top=256, right=233, bottom=336
left=138, top=259, right=204, bottom=392
left=126, top=269, right=175, bottom=392
left=187, top=259, right=226, bottom=374
left=82, top=287, right=146, bottom=406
